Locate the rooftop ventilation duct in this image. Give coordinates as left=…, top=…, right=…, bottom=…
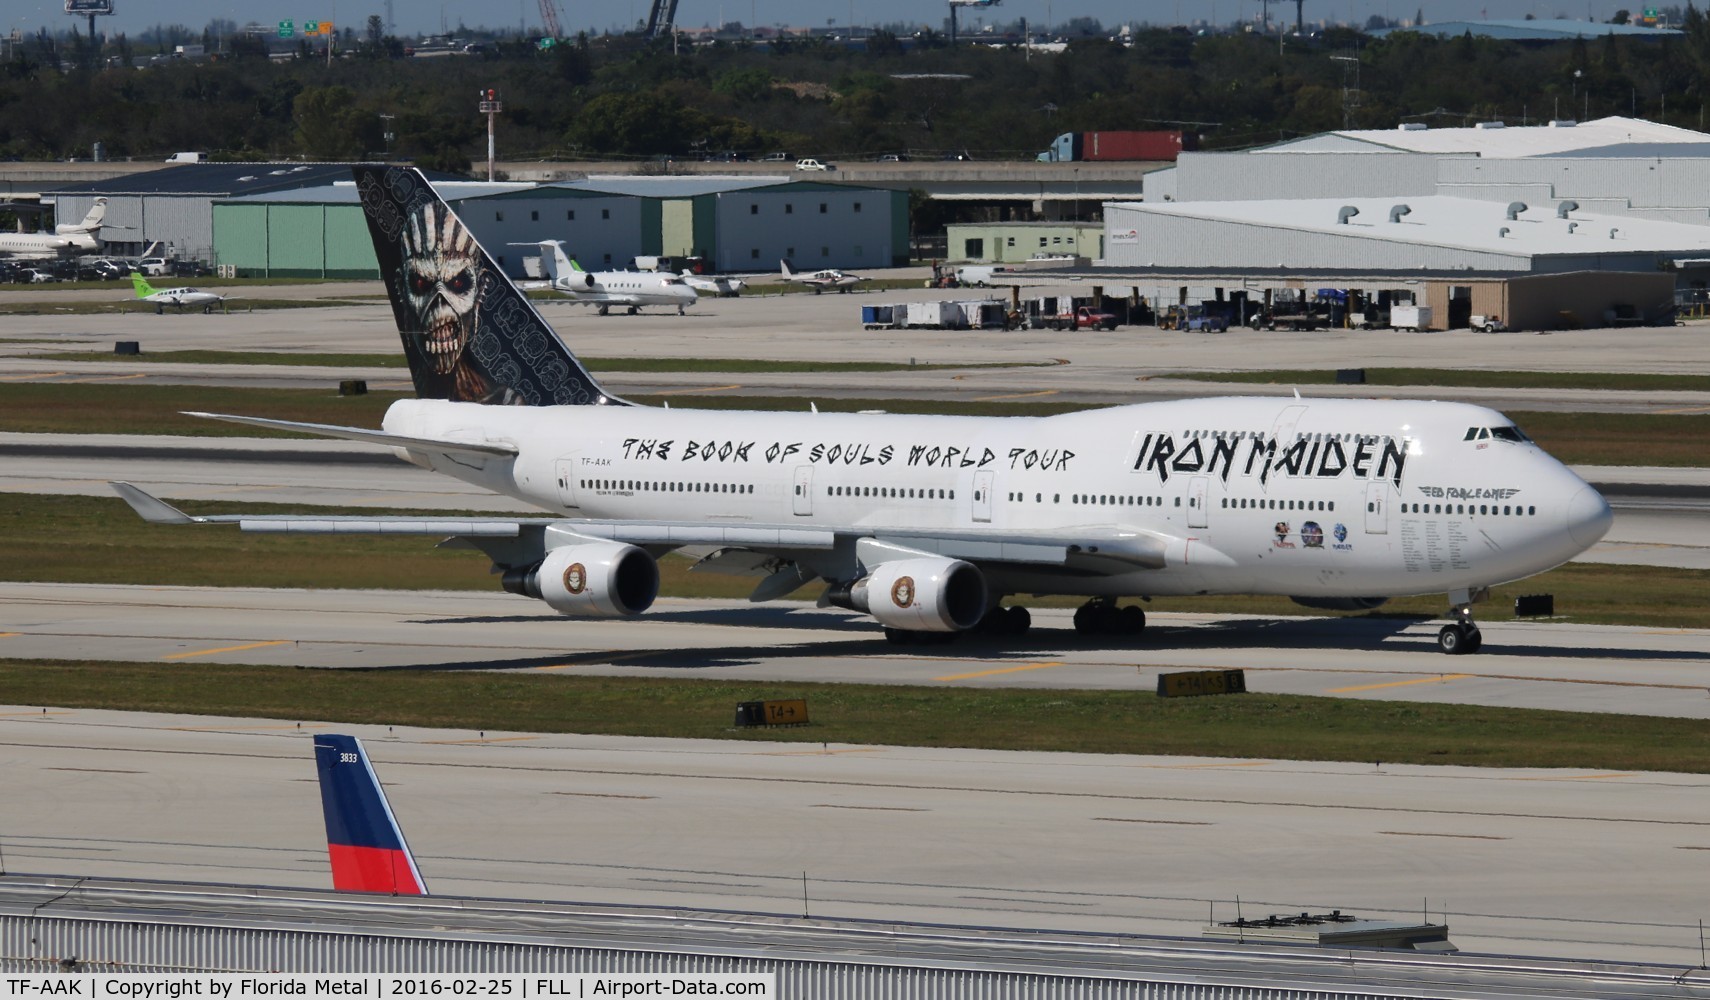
left=1475, top=121, right=1507, bottom=129
left=1548, top=119, right=1578, bottom=127
left=1567, top=222, right=1578, bottom=234
left=1337, top=206, right=1360, bottom=225
left=1557, top=200, right=1579, bottom=218
left=1505, top=201, right=1527, bottom=221
left=1499, top=227, right=1510, bottom=238
left=1397, top=123, right=1428, bottom=131
left=1610, top=228, right=1620, bottom=239
left=1389, top=204, right=1412, bottom=223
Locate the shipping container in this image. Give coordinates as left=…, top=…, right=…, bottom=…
left=905, top=301, right=967, bottom=328
left=1037, top=131, right=1198, bottom=163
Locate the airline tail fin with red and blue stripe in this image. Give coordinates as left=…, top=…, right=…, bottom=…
left=313, top=734, right=428, bottom=896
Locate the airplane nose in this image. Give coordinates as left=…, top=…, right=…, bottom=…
left=1564, top=485, right=1614, bottom=549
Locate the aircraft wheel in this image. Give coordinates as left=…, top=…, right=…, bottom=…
left=1005, top=606, right=1031, bottom=635
left=1073, top=604, right=1099, bottom=634
left=1437, top=623, right=1479, bottom=655
left=1119, top=605, right=1146, bottom=635
left=627, top=306, right=639, bottom=315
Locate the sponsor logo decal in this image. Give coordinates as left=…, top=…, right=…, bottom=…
left=1272, top=521, right=1295, bottom=549
left=563, top=562, right=587, bottom=595
left=1332, top=522, right=1354, bottom=551
left=891, top=576, right=915, bottom=608
left=1301, top=521, right=1325, bottom=548
left=1419, top=485, right=1521, bottom=501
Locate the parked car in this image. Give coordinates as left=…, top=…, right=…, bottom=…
left=794, top=158, right=835, bottom=171
left=136, top=257, right=171, bottom=276
left=1181, top=306, right=1229, bottom=333
left=171, top=259, right=212, bottom=278
left=761, top=151, right=793, bottom=162
left=15, top=267, right=60, bottom=283
left=877, top=152, right=910, bottom=162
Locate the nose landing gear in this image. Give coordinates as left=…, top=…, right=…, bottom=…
left=1438, top=587, right=1488, bottom=654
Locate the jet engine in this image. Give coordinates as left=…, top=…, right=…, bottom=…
left=558, top=269, right=596, bottom=290
left=844, top=557, right=987, bottom=632
left=502, top=543, right=659, bottom=618
left=1289, top=596, right=1390, bottom=611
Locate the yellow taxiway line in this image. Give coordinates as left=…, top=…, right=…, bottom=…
left=162, top=639, right=291, bottom=660
left=969, top=389, right=1060, bottom=402
left=936, top=661, right=1064, bottom=682
left=1326, top=673, right=1474, bottom=694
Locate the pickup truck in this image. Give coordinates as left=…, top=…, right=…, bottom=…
left=1044, top=306, right=1120, bottom=331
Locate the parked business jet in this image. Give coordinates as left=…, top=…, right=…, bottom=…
left=681, top=269, right=748, bottom=297
left=130, top=272, right=231, bottom=314
left=0, top=198, right=109, bottom=256
left=781, top=258, right=867, bottom=293
left=112, top=166, right=1613, bottom=656
left=525, top=240, right=696, bottom=315
left=314, top=734, right=427, bottom=895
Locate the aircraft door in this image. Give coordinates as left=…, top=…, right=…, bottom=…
left=1187, top=476, right=1209, bottom=528
left=792, top=465, right=814, bottom=516
left=1365, top=480, right=1390, bottom=535
left=972, top=470, right=994, bottom=523
left=554, top=458, right=580, bottom=509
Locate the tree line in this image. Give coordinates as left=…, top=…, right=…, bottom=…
left=4, top=16, right=1710, bottom=171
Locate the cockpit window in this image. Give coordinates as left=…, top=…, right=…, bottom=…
left=1490, top=426, right=1529, bottom=442
left=1477, top=428, right=1491, bottom=440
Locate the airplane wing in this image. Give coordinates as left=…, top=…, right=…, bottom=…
left=180, top=411, right=518, bottom=458
left=111, top=481, right=1172, bottom=569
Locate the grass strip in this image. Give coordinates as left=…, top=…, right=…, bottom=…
left=2, top=382, right=1708, bottom=464
left=6, top=495, right=1709, bottom=628
left=1154, top=368, right=1710, bottom=393
left=28, top=350, right=1040, bottom=374
left=1, top=660, right=1706, bottom=771
left=0, top=299, right=377, bottom=316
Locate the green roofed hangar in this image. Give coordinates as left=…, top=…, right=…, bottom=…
left=211, top=173, right=909, bottom=279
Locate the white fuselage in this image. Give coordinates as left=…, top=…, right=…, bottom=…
left=556, top=272, right=697, bottom=309
left=0, top=232, right=98, bottom=256
left=382, top=395, right=1611, bottom=600
left=145, top=287, right=223, bottom=308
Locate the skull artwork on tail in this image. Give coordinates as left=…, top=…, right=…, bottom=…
left=400, top=201, right=479, bottom=376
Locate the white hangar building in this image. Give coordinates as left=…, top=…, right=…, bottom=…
left=1101, top=195, right=1710, bottom=274
left=1142, top=116, right=1710, bottom=225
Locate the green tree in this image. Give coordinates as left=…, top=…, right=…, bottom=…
left=292, top=85, right=382, bottom=158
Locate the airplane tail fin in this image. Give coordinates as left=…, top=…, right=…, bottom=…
left=314, top=734, right=428, bottom=896
left=352, top=164, right=620, bottom=406
left=780, top=259, right=796, bottom=277
left=58, top=197, right=107, bottom=235
left=130, top=272, right=155, bottom=298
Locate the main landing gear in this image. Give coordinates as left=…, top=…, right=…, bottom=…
left=1073, top=600, right=1146, bottom=637
left=1437, top=588, right=1487, bottom=655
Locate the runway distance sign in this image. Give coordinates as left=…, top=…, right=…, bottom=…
left=1156, top=669, right=1247, bottom=698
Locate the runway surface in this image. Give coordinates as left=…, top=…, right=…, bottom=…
left=2, top=707, right=1707, bottom=967
left=5, top=293, right=1710, bottom=411
left=7, top=583, right=1710, bottom=717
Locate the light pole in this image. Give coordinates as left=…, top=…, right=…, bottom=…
left=478, top=89, right=503, bottom=181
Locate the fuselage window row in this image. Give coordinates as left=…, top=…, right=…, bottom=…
left=1220, top=498, right=1336, bottom=512
left=1403, top=502, right=1537, bottom=516
left=581, top=479, right=755, bottom=494
left=825, top=486, right=956, bottom=500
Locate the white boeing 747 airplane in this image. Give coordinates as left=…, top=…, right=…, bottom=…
left=112, top=167, right=1612, bottom=655
left=0, top=198, right=109, bottom=256
left=524, top=240, right=696, bottom=315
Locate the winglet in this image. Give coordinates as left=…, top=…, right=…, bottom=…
left=314, top=734, right=428, bottom=896
left=110, top=482, right=198, bottom=524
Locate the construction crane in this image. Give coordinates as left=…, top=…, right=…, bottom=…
left=645, top=0, right=681, bottom=38
left=948, top=0, right=999, bottom=47
left=538, top=0, right=563, bottom=38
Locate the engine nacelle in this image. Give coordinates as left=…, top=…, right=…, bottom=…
left=850, top=557, right=986, bottom=632
left=503, top=543, right=658, bottom=618
left=1290, top=596, right=1390, bottom=612
left=557, top=270, right=596, bottom=290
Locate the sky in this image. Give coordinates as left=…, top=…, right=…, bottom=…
left=8, top=0, right=1639, bottom=39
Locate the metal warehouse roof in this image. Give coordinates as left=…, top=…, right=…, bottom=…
left=1373, top=18, right=1682, bottom=40
left=553, top=175, right=791, bottom=198
left=1268, top=116, right=1709, bottom=158
left=219, top=181, right=531, bottom=204
left=1111, top=195, right=1710, bottom=257
left=46, top=164, right=469, bottom=197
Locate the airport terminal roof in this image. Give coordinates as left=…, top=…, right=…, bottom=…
left=46, top=164, right=467, bottom=197
left=553, top=175, right=790, bottom=198
left=1111, top=195, right=1710, bottom=258
left=1371, top=18, right=1682, bottom=40
left=218, top=181, right=531, bottom=204
left=1263, top=116, right=1710, bottom=158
